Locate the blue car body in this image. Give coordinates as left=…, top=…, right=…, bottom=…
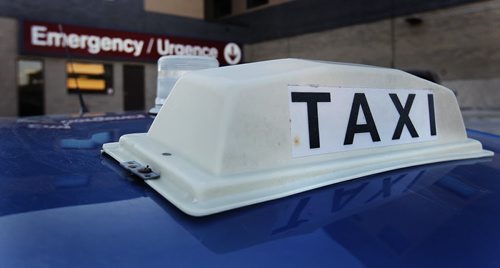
left=1, top=112, right=499, bottom=267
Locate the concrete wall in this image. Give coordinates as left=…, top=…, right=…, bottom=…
left=0, top=17, right=17, bottom=116
left=144, top=0, right=204, bottom=19
left=245, top=20, right=392, bottom=66
left=395, top=0, right=500, bottom=110
left=245, top=0, right=500, bottom=110
left=144, top=63, right=157, bottom=111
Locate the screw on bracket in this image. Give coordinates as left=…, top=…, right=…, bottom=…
left=138, top=165, right=152, bottom=173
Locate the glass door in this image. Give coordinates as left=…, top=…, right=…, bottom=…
left=18, top=59, right=44, bottom=116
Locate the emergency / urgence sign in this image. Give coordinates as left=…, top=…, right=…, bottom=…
left=21, top=20, right=242, bottom=65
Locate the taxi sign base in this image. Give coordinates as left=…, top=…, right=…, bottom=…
left=102, top=59, right=493, bottom=216
left=103, top=134, right=491, bottom=216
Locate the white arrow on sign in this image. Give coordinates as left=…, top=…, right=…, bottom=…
left=224, top=42, right=242, bottom=65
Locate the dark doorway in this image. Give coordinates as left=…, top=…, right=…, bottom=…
left=123, top=65, right=145, bottom=111
left=18, top=59, right=44, bottom=116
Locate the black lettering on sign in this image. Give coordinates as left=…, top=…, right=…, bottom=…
left=344, top=93, right=381, bottom=145
left=428, top=94, right=436, bottom=136
left=291, top=92, right=331, bottom=149
left=390, top=93, right=419, bottom=140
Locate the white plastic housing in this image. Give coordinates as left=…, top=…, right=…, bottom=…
left=103, top=59, right=492, bottom=216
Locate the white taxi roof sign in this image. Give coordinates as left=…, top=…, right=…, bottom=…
left=102, top=58, right=493, bottom=216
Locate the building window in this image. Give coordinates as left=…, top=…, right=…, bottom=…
left=18, top=59, right=44, bottom=116
left=205, top=0, right=232, bottom=19
left=247, top=0, right=269, bottom=9
left=67, top=62, right=113, bottom=94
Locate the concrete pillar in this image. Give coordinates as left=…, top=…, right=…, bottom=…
left=144, top=63, right=157, bottom=111
left=0, top=17, right=17, bottom=116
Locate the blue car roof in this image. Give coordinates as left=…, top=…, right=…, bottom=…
left=1, top=112, right=499, bottom=268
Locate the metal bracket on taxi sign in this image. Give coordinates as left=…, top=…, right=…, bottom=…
left=120, top=161, right=160, bottom=180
